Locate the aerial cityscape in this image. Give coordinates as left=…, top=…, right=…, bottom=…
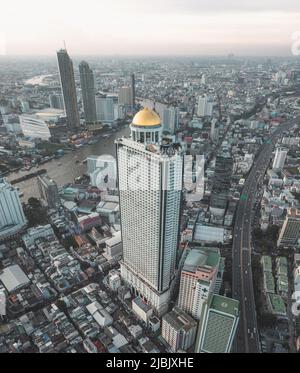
left=1, top=0, right=300, bottom=357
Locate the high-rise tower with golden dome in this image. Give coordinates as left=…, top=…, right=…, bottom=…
left=115, top=107, right=183, bottom=316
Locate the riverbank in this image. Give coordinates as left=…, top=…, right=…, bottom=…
left=7, top=126, right=130, bottom=201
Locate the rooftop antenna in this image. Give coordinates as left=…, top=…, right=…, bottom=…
left=63, top=40, right=67, bottom=50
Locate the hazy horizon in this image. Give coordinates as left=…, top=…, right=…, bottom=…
left=1, top=0, right=300, bottom=57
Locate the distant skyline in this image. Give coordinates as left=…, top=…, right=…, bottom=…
left=1, top=0, right=300, bottom=56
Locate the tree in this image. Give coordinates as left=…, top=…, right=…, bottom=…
left=266, top=225, right=280, bottom=241
left=258, top=313, right=277, bottom=328
left=253, top=228, right=263, bottom=240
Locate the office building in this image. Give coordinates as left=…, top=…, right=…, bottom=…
left=272, top=147, right=288, bottom=170
left=177, top=248, right=220, bottom=320
left=277, top=208, right=300, bottom=248
left=129, top=74, right=136, bottom=108
left=35, top=108, right=65, bottom=124
left=0, top=178, right=27, bottom=240
left=49, top=94, right=64, bottom=110
left=210, top=118, right=218, bottom=142
left=79, top=61, right=97, bottom=124
left=116, top=107, right=183, bottom=316
left=37, top=174, right=60, bottom=209
left=57, top=49, right=80, bottom=129
left=132, top=297, right=153, bottom=324
left=197, top=95, right=213, bottom=117
left=118, top=86, right=133, bottom=107
left=162, top=306, right=197, bottom=352
left=19, top=114, right=51, bottom=140
left=155, top=102, right=179, bottom=135
left=95, top=96, right=115, bottom=124
left=210, top=154, right=233, bottom=215
left=195, top=295, right=239, bottom=353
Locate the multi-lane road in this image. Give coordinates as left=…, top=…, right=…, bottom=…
left=232, top=116, right=299, bottom=353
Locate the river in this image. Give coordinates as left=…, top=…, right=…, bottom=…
left=7, top=127, right=130, bottom=201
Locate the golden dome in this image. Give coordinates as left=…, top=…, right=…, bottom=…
left=132, top=107, right=161, bottom=127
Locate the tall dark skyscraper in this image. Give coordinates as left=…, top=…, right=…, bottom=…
left=57, top=49, right=80, bottom=129
left=210, top=154, right=233, bottom=212
left=79, top=61, right=97, bottom=124
left=130, top=73, right=135, bottom=108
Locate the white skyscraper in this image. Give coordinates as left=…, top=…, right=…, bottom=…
left=116, top=107, right=183, bottom=316
left=272, top=147, right=288, bottom=170
left=0, top=178, right=27, bottom=240
left=155, top=102, right=179, bottom=135
left=197, top=95, right=213, bottom=117
left=19, top=114, right=51, bottom=140
left=210, top=118, right=218, bottom=142
left=118, top=86, right=133, bottom=106
left=95, top=96, right=116, bottom=124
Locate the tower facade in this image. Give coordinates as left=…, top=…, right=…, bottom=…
left=272, top=147, right=288, bottom=170
left=130, top=74, right=136, bottom=108
left=37, top=174, right=60, bottom=210
left=116, top=107, right=183, bottom=315
left=118, top=86, right=133, bottom=107
left=177, top=248, right=220, bottom=320
left=79, top=61, right=97, bottom=124
left=197, top=95, right=213, bottom=117
left=57, top=49, right=80, bottom=130
left=210, top=154, right=233, bottom=215
left=277, top=208, right=300, bottom=248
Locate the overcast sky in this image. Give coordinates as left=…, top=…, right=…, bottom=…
left=1, top=0, right=300, bottom=56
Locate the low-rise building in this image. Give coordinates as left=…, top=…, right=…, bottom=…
left=162, top=306, right=197, bottom=352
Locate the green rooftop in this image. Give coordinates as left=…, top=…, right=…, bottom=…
left=277, top=257, right=288, bottom=267
left=210, top=295, right=240, bottom=317
left=264, top=271, right=275, bottom=293
left=277, top=257, right=288, bottom=276
left=278, top=275, right=289, bottom=293
left=261, top=256, right=272, bottom=272
left=268, top=294, right=286, bottom=315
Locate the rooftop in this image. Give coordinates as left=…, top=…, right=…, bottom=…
left=268, top=294, right=286, bottom=315
left=163, top=306, right=197, bottom=332
left=0, top=265, right=30, bottom=293
left=132, top=107, right=161, bottom=127
left=261, top=256, right=272, bottom=272
left=185, top=247, right=220, bottom=268
left=209, top=295, right=240, bottom=317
